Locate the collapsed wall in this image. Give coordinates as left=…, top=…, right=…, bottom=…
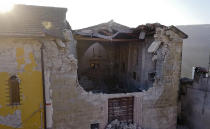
left=46, top=26, right=184, bottom=129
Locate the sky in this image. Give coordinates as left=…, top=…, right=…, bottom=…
left=0, top=0, right=209, bottom=29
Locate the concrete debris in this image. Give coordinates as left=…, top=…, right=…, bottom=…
left=56, top=39, right=66, bottom=48
left=105, top=119, right=141, bottom=129
left=148, top=41, right=161, bottom=53
left=63, top=29, right=73, bottom=41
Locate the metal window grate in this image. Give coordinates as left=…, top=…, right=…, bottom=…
left=108, top=97, right=134, bottom=123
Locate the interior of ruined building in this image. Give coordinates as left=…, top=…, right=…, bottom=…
left=75, top=22, right=161, bottom=94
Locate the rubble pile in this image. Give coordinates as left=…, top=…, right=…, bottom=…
left=105, top=119, right=141, bottom=129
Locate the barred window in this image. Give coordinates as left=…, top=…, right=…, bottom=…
left=8, top=75, right=20, bottom=106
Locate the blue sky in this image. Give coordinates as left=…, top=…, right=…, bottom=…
left=0, top=0, right=209, bottom=29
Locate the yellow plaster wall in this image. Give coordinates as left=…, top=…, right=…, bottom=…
left=0, top=40, right=44, bottom=129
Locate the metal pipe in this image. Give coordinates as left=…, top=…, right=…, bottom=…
left=192, top=67, right=195, bottom=79
left=40, top=40, right=47, bottom=129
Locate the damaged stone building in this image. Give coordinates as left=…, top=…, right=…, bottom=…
left=0, top=4, right=188, bottom=129
left=73, top=21, right=187, bottom=129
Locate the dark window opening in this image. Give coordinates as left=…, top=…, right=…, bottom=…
left=90, top=63, right=100, bottom=70
left=8, top=75, right=20, bottom=106
left=90, top=123, right=99, bottom=129
left=121, top=62, right=126, bottom=73
left=148, top=72, right=156, bottom=82
left=133, top=72, right=137, bottom=80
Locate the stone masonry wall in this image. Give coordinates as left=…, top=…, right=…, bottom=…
left=141, top=28, right=183, bottom=129
left=180, top=77, right=210, bottom=129
left=45, top=27, right=183, bottom=129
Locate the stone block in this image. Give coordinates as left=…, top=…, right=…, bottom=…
left=56, top=39, right=66, bottom=48
left=148, top=41, right=162, bottom=53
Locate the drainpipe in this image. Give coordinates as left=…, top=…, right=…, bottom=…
left=40, top=40, right=47, bottom=129
left=192, top=67, right=195, bottom=79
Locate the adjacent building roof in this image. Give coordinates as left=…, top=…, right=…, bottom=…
left=0, top=4, right=69, bottom=39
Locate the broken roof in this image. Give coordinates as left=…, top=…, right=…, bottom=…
left=0, top=4, right=69, bottom=39
left=74, top=20, right=134, bottom=40
left=74, top=21, right=188, bottom=41
left=169, top=25, right=188, bottom=39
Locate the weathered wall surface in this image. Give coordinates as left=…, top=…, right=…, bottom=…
left=133, top=37, right=155, bottom=90
left=139, top=28, right=183, bottom=129
left=0, top=38, right=44, bottom=129
left=180, top=77, right=210, bottom=129
left=0, top=27, right=183, bottom=129
left=48, top=27, right=183, bottom=129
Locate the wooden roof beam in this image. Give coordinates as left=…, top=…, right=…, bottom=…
left=75, top=36, right=142, bottom=42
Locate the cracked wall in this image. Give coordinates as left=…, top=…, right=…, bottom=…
left=47, top=27, right=183, bottom=129
left=0, top=26, right=183, bottom=129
